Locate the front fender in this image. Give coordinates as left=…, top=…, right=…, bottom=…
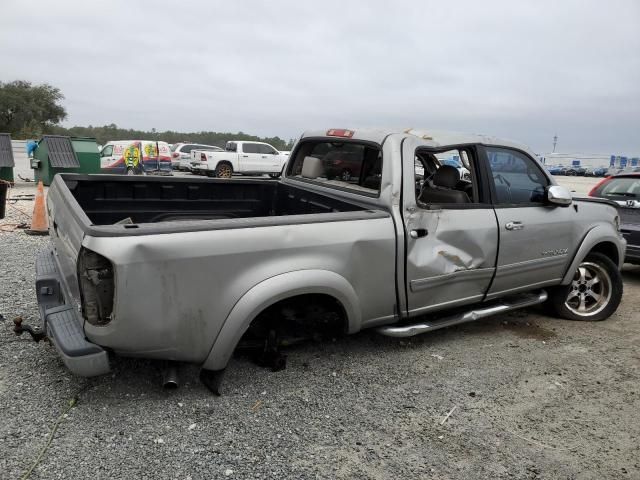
left=201, top=270, right=361, bottom=371
left=561, top=224, right=625, bottom=285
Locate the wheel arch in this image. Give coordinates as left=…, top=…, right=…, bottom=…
left=214, top=159, right=234, bottom=170
left=201, top=270, right=361, bottom=371
left=561, top=226, right=624, bottom=285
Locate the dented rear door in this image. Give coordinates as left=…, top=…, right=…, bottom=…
left=401, top=138, right=498, bottom=316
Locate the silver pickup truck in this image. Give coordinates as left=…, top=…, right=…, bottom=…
left=33, top=128, right=625, bottom=394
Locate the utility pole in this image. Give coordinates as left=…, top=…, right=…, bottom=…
left=552, top=134, right=558, bottom=153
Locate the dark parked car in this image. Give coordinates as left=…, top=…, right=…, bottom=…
left=586, top=166, right=609, bottom=177
left=321, top=150, right=363, bottom=181
left=546, top=164, right=565, bottom=175
left=589, top=172, right=640, bottom=264
left=563, top=165, right=586, bottom=176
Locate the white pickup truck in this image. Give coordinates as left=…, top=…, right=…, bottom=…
left=192, top=141, right=288, bottom=178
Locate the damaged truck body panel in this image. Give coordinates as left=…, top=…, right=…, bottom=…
left=80, top=214, right=396, bottom=362
left=34, top=127, right=626, bottom=390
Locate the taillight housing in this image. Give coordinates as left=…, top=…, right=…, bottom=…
left=201, top=153, right=207, bottom=162
left=172, top=152, right=179, bottom=158
left=78, top=249, right=114, bottom=326
left=588, top=176, right=611, bottom=197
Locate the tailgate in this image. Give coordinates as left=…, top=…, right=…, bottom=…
left=47, top=176, right=90, bottom=297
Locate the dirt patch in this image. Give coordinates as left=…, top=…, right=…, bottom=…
left=502, top=319, right=557, bottom=341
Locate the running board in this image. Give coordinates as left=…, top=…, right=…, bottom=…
left=377, top=290, right=548, bottom=338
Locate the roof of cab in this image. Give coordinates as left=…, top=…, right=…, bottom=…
left=300, top=128, right=536, bottom=157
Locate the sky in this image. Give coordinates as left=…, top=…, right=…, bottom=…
left=1, top=0, right=639, bottom=155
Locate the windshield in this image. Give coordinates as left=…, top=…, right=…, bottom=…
left=600, top=177, right=640, bottom=198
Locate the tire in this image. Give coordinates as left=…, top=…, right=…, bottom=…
left=546, top=252, right=622, bottom=321
left=215, top=162, right=233, bottom=179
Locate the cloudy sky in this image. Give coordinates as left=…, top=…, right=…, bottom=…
left=1, top=0, right=638, bottom=154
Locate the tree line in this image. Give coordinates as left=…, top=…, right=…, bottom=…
left=50, top=124, right=294, bottom=150
left=1, top=80, right=294, bottom=150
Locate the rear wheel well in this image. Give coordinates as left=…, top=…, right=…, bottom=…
left=242, top=294, right=348, bottom=346
left=589, top=241, right=620, bottom=266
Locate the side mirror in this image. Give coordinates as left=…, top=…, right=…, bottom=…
left=547, top=185, right=572, bottom=207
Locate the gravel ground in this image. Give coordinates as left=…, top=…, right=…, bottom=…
left=1, top=181, right=639, bottom=480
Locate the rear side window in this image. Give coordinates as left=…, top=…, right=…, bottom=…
left=226, top=142, right=237, bottom=152
left=486, top=147, right=548, bottom=205
left=287, top=141, right=382, bottom=195
left=242, top=143, right=260, bottom=154
left=597, top=177, right=640, bottom=199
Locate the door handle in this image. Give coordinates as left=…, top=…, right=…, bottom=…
left=505, top=221, right=524, bottom=231
left=410, top=228, right=428, bottom=239
left=262, top=155, right=268, bottom=158
left=242, top=155, right=249, bottom=158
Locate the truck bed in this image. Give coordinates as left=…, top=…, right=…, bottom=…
left=53, top=174, right=376, bottom=234
left=43, top=173, right=396, bottom=370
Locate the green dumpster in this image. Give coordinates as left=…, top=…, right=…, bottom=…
left=32, top=135, right=101, bottom=186
left=0, top=133, right=15, bottom=184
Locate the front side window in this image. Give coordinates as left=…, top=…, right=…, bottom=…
left=287, top=141, right=382, bottom=195
left=101, top=145, right=113, bottom=157
left=486, top=147, right=548, bottom=205
left=258, top=144, right=277, bottom=155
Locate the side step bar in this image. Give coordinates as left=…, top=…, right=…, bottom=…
left=377, top=290, right=548, bottom=338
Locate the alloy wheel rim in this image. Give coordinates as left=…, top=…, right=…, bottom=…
left=218, top=165, right=232, bottom=178
left=564, top=261, right=612, bottom=317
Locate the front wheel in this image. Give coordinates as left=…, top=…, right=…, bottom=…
left=546, top=252, right=622, bottom=321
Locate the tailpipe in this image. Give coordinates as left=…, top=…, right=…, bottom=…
left=162, top=362, right=179, bottom=389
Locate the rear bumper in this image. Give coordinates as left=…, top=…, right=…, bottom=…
left=36, top=248, right=110, bottom=377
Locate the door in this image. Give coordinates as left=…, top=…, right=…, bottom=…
left=482, top=146, right=575, bottom=299
left=257, top=143, right=282, bottom=173
left=238, top=142, right=263, bottom=172
left=402, top=140, right=499, bottom=316
left=99, top=144, right=117, bottom=171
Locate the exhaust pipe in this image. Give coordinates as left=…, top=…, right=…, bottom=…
left=162, top=362, right=179, bottom=389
